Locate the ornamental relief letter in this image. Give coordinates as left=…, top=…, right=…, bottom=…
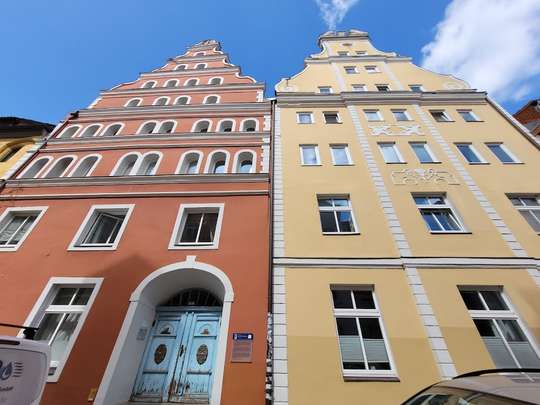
left=391, top=168, right=460, bottom=185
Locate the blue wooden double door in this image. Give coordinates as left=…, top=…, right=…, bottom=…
left=132, top=308, right=221, bottom=403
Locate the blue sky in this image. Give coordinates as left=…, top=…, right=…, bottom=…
left=1, top=0, right=539, bottom=124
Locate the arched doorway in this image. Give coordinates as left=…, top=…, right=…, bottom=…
left=131, top=288, right=222, bottom=403
left=95, top=257, right=234, bottom=405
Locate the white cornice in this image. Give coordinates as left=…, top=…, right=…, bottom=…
left=104, top=83, right=264, bottom=96
left=170, top=54, right=228, bottom=63
left=307, top=55, right=411, bottom=64
left=78, top=102, right=272, bottom=118
left=141, top=66, right=239, bottom=78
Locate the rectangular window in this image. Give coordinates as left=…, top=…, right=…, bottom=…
left=344, top=66, right=357, bottom=74
left=300, top=145, right=320, bottom=165
left=338, top=51, right=349, bottom=56
left=378, top=143, right=404, bottom=163
left=297, top=112, right=313, bottom=124
left=324, top=112, right=341, bottom=124
left=413, top=194, right=465, bottom=233
left=365, top=65, right=379, bottom=73
left=69, top=205, right=133, bottom=250
left=331, top=288, right=395, bottom=378
left=26, top=278, right=102, bottom=381
left=486, top=143, right=520, bottom=164
left=330, top=144, right=352, bottom=165
left=317, top=196, right=357, bottom=234
left=460, top=288, right=540, bottom=368
left=376, top=85, right=390, bottom=92
left=352, top=84, right=367, bottom=92
left=458, top=110, right=481, bottom=122
left=456, top=143, right=486, bottom=164
left=169, top=204, right=224, bottom=249
left=319, top=86, right=332, bottom=94
left=409, top=84, right=424, bottom=92
left=410, top=142, right=438, bottom=163
left=356, top=51, right=367, bottom=56
left=364, top=110, right=383, bottom=122
left=0, top=207, right=47, bottom=251
left=392, top=109, right=411, bottom=121
left=430, top=110, right=452, bottom=122
left=509, top=195, right=540, bottom=233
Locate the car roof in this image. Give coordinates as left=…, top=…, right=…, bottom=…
left=437, top=372, right=540, bottom=404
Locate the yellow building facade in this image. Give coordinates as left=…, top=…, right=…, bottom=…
left=0, top=117, right=54, bottom=179
left=272, top=30, right=540, bottom=405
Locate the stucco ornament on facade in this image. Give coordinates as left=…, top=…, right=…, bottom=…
left=369, top=124, right=424, bottom=136
left=391, top=168, right=460, bottom=185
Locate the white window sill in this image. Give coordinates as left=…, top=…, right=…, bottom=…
left=468, top=162, right=490, bottom=165
left=343, top=373, right=400, bottom=382
left=429, top=231, right=471, bottom=234
left=434, top=120, right=455, bottom=123
left=501, top=162, right=524, bottom=165
left=333, top=163, right=354, bottom=166
left=322, top=232, right=361, bottom=236
left=0, top=246, right=22, bottom=252
left=419, top=161, right=442, bottom=164
left=168, top=244, right=218, bottom=250
left=301, top=164, right=322, bottom=166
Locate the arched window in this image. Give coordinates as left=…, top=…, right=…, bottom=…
left=193, top=120, right=211, bottom=133
left=18, top=157, right=51, bottom=179
left=43, top=156, right=75, bottom=178
left=112, top=154, right=140, bottom=176
left=59, top=126, right=80, bottom=138
left=125, top=98, right=142, bottom=107
left=175, top=65, right=187, bottom=71
left=142, top=81, right=156, bottom=89
left=194, top=52, right=205, bottom=57
left=185, top=78, right=198, bottom=86
left=177, top=151, right=202, bottom=174
left=70, top=155, right=99, bottom=177
left=136, top=153, right=161, bottom=175
left=153, top=97, right=169, bottom=106
left=208, top=77, right=223, bottom=85
left=218, top=120, right=234, bottom=132
left=138, top=122, right=157, bottom=134
left=206, top=151, right=228, bottom=174
left=234, top=151, right=255, bottom=173
left=204, top=95, right=219, bottom=104
left=165, top=79, right=179, bottom=88
left=80, top=125, right=101, bottom=138
left=175, top=96, right=190, bottom=105
left=102, top=124, right=122, bottom=137
left=242, top=119, right=257, bottom=132
left=0, top=144, right=24, bottom=163
left=157, top=121, right=175, bottom=134
left=195, top=63, right=206, bottom=70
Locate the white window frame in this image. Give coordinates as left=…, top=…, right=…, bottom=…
left=203, top=94, right=221, bottom=104
left=174, top=64, right=188, bottom=71
left=299, top=145, right=321, bottom=166
left=176, top=150, right=203, bottom=174
left=152, top=96, right=170, bottom=106
left=68, top=204, right=134, bottom=251
left=296, top=112, right=314, bottom=124
left=191, top=119, right=213, bottom=133
left=208, top=76, right=223, bottom=85
left=141, top=80, right=156, bottom=89
left=232, top=149, right=257, bottom=174
left=364, top=109, right=383, bottom=122
left=240, top=119, right=259, bottom=132
left=174, top=95, right=191, bottom=105
left=365, top=65, right=380, bottom=73
left=318, top=86, right=333, bottom=94
left=0, top=206, right=48, bottom=252
left=204, top=150, right=230, bottom=174
left=409, top=84, right=424, bottom=92
left=40, top=155, right=78, bottom=178
left=356, top=51, right=367, bottom=56
left=455, top=143, right=488, bottom=164
left=110, top=152, right=141, bottom=176
left=58, top=125, right=81, bottom=138
left=156, top=120, right=177, bottom=134
left=20, top=277, right=103, bottom=382
left=458, top=109, right=481, bottom=122
left=337, top=51, right=349, bottom=56
left=17, top=156, right=53, bottom=179
left=317, top=196, right=359, bottom=235
left=164, top=79, right=179, bottom=88
left=508, top=195, right=540, bottom=234
left=331, top=286, right=398, bottom=380
left=460, top=287, right=540, bottom=368
left=68, top=154, right=102, bottom=177
left=216, top=119, right=236, bottom=132
left=134, top=151, right=163, bottom=175
left=351, top=84, right=367, bottom=92
left=409, top=142, right=439, bottom=163
left=184, top=78, right=199, bottom=86
left=330, top=144, right=353, bottom=166
left=77, top=124, right=103, bottom=138
left=485, top=143, right=521, bottom=164
left=195, top=63, right=207, bottom=70
left=168, top=203, right=225, bottom=250
left=323, top=111, right=342, bottom=124
left=101, top=122, right=125, bottom=137
left=378, top=143, right=405, bottom=164
left=413, top=194, right=467, bottom=233
left=376, top=84, right=391, bottom=92
left=391, top=109, right=411, bottom=122
left=430, top=110, right=453, bottom=122
left=137, top=121, right=159, bottom=135
left=344, top=66, right=357, bottom=74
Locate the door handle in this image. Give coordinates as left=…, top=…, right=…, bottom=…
left=179, top=344, right=185, bottom=357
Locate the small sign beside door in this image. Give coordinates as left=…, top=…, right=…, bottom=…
left=231, top=333, right=253, bottom=363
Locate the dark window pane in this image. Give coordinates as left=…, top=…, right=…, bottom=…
left=353, top=291, right=375, bottom=309
left=72, top=288, right=93, bottom=305
left=359, top=318, right=383, bottom=339
left=52, top=288, right=76, bottom=305
left=433, top=210, right=461, bottom=231
left=481, top=291, right=507, bottom=310
left=320, top=212, right=338, bottom=232
left=460, top=291, right=484, bottom=310
left=473, top=319, right=497, bottom=337
left=367, top=362, right=391, bottom=370
left=180, top=213, right=202, bottom=243
left=336, top=318, right=358, bottom=336
left=343, top=362, right=366, bottom=370
left=333, top=199, right=348, bottom=207
left=337, top=211, right=355, bottom=232
left=421, top=211, right=442, bottom=231
left=198, top=213, right=218, bottom=243
left=332, top=290, right=353, bottom=309
left=413, top=196, right=428, bottom=205
left=317, top=198, right=332, bottom=207
left=497, top=320, right=526, bottom=342
left=35, top=313, right=63, bottom=342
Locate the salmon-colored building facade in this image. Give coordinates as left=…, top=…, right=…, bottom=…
left=0, top=40, right=271, bottom=405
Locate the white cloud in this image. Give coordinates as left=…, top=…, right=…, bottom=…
left=421, top=0, right=540, bottom=102
left=314, top=0, right=360, bottom=30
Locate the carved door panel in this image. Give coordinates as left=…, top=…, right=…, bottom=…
left=169, top=313, right=221, bottom=403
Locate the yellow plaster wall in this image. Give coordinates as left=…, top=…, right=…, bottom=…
left=0, top=138, right=36, bottom=178
left=285, top=267, right=440, bottom=405
left=420, top=268, right=540, bottom=374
